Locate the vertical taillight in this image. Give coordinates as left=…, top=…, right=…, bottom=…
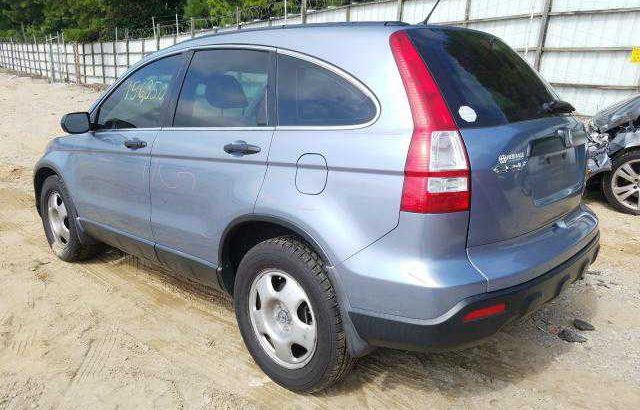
left=390, top=30, right=470, bottom=214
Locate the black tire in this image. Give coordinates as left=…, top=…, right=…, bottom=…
left=602, top=150, right=640, bottom=215
left=40, top=175, right=100, bottom=261
left=234, top=236, right=355, bottom=393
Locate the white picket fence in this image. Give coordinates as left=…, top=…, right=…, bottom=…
left=0, top=0, right=639, bottom=115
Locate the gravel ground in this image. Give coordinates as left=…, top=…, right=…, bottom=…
left=0, top=71, right=639, bottom=409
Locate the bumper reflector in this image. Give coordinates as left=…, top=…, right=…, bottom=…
left=462, top=303, right=506, bottom=322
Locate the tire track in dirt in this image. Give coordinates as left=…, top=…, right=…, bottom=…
left=73, top=329, right=119, bottom=384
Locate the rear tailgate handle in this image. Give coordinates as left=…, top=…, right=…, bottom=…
left=530, top=129, right=574, bottom=156
left=557, top=128, right=573, bottom=148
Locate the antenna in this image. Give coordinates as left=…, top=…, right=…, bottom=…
left=423, top=0, right=443, bottom=24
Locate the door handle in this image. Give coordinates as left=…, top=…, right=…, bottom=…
left=224, top=140, right=261, bottom=155
left=124, top=139, right=147, bottom=149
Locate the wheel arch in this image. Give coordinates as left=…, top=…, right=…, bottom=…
left=218, top=214, right=334, bottom=294
left=33, top=164, right=61, bottom=216
left=610, top=145, right=640, bottom=160
left=218, top=214, right=372, bottom=357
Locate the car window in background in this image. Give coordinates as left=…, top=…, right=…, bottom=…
left=277, top=54, right=376, bottom=126
left=173, top=49, right=270, bottom=127
left=97, top=54, right=183, bottom=129
left=408, top=28, right=559, bottom=128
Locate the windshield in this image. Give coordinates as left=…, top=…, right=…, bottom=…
left=407, top=27, right=561, bottom=128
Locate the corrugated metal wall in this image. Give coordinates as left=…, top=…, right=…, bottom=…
left=248, top=0, right=640, bottom=115
left=0, top=0, right=638, bottom=115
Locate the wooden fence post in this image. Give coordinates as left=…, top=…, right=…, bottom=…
left=82, top=43, right=87, bottom=83
left=534, top=0, right=553, bottom=71
left=48, top=35, right=55, bottom=83
left=99, top=41, right=106, bottom=84
left=301, top=0, right=307, bottom=24
left=34, top=35, right=41, bottom=76
left=190, top=17, right=195, bottom=38
left=174, top=14, right=179, bottom=44
left=73, top=43, right=81, bottom=84
left=15, top=38, right=20, bottom=72
left=90, top=42, right=95, bottom=81
left=42, top=37, right=47, bottom=77
left=463, top=0, right=471, bottom=27
left=26, top=40, right=31, bottom=74
left=62, top=32, right=69, bottom=82
left=345, top=4, right=351, bottom=22
left=9, top=38, right=14, bottom=71
left=24, top=41, right=28, bottom=73
left=56, top=32, right=63, bottom=81
left=26, top=40, right=32, bottom=74
left=156, top=24, right=161, bottom=51
left=16, top=40, right=21, bottom=73
left=396, top=0, right=404, bottom=21
left=113, top=28, right=118, bottom=80
left=125, top=30, right=130, bottom=70
left=23, top=41, right=28, bottom=73
left=17, top=39, right=23, bottom=73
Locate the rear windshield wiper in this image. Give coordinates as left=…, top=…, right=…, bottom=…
left=541, top=99, right=575, bottom=114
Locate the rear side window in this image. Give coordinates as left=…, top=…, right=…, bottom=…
left=407, top=28, right=559, bottom=128
left=277, top=54, right=376, bottom=126
left=174, top=49, right=270, bottom=127
left=97, top=54, right=183, bottom=129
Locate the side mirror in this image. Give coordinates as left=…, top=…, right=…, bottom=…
left=61, top=112, right=91, bottom=134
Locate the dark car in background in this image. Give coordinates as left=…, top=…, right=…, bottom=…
left=587, top=94, right=640, bottom=214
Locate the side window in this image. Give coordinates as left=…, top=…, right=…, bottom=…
left=277, top=54, right=376, bottom=126
left=97, top=54, right=183, bottom=129
left=173, top=49, right=270, bottom=127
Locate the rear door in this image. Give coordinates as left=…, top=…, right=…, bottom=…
left=149, top=48, right=274, bottom=271
left=408, top=28, right=587, bottom=247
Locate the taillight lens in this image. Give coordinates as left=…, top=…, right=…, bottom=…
left=390, top=30, right=470, bottom=214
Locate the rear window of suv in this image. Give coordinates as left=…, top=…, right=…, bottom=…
left=407, top=28, right=559, bottom=128
left=277, top=54, right=377, bottom=127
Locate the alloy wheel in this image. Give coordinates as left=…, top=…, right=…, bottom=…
left=47, top=191, right=70, bottom=247
left=611, top=159, right=640, bottom=211
left=248, top=269, right=317, bottom=369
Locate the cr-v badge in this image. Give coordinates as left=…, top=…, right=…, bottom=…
left=493, top=151, right=528, bottom=174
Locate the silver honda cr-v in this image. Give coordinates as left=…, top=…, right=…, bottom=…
left=34, top=22, right=600, bottom=392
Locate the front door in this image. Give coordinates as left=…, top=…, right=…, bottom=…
left=70, top=54, right=185, bottom=260
left=150, top=48, right=275, bottom=274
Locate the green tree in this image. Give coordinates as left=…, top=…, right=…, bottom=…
left=184, top=0, right=210, bottom=18
left=102, top=0, right=186, bottom=30
left=0, top=0, right=45, bottom=38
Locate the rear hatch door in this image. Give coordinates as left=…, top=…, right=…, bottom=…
left=407, top=27, right=587, bottom=247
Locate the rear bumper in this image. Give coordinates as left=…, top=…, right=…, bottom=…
left=349, top=232, right=600, bottom=352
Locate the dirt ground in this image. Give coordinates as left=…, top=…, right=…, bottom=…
left=0, top=71, right=638, bottom=409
